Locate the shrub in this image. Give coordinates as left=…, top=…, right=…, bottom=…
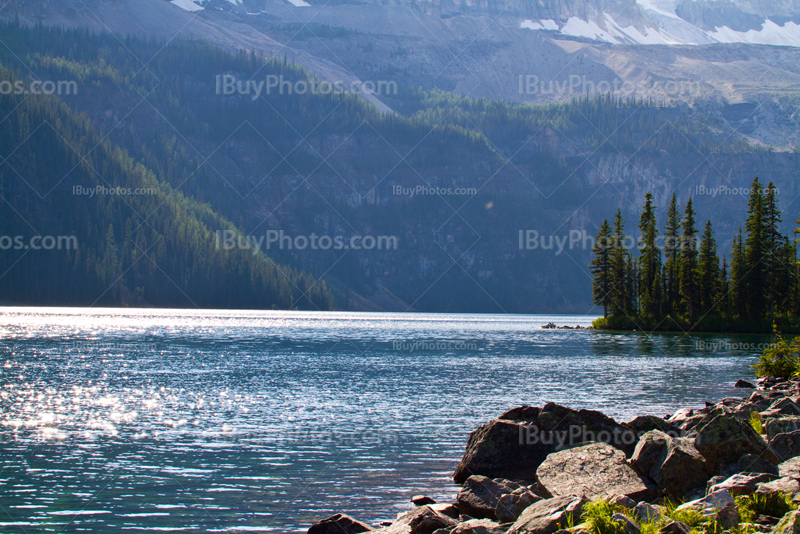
left=749, top=412, right=764, bottom=434
left=753, top=332, right=800, bottom=379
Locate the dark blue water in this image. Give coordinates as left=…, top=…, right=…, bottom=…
left=0, top=308, right=767, bottom=532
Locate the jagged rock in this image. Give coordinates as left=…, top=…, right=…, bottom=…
left=775, top=511, right=800, bottom=534
left=496, top=488, right=542, bottom=523
left=736, top=380, right=756, bottom=389
left=611, top=513, right=640, bottom=534
left=766, top=417, right=800, bottom=441
left=609, top=495, right=636, bottom=509
left=770, top=430, right=800, bottom=462
left=309, top=514, right=374, bottom=534
left=694, top=414, right=778, bottom=472
left=707, top=473, right=777, bottom=496
left=718, top=453, right=779, bottom=478
left=715, top=504, right=739, bottom=530
left=780, top=458, right=800, bottom=479
left=457, top=476, right=522, bottom=520
left=633, top=503, right=662, bottom=523
left=454, top=404, right=635, bottom=484
left=676, top=489, right=735, bottom=516
left=658, top=521, right=691, bottom=534
left=705, top=476, right=726, bottom=494
left=451, top=519, right=506, bottom=534
left=757, top=477, right=800, bottom=498
left=506, top=496, right=588, bottom=534
left=414, top=496, right=437, bottom=506
left=376, top=506, right=458, bottom=534
left=763, top=398, right=800, bottom=418
left=431, top=504, right=460, bottom=519
left=667, top=409, right=694, bottom=425
left=625, top=416, right=680, bottom=437
left=630, top=430, right=708, bottom=498
left=537, top=443, right=655, bottom=501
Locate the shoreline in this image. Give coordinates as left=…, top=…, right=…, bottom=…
left=310, top=376, right=800, bottom=534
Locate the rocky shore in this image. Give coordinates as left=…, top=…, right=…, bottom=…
left=308, top=376, right=800, bottom=534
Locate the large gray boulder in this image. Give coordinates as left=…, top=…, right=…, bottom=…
left=676, top=489, right=735, bottom=517
left=506, top=496, right=588, bottom=534
left=630, top=430, right=709, bottom=499
left=770, top=430, right=800, bottom=462
left=780, top=457, right=800, bottom=479
left=766, top=417, right=800, bottom=441
left=693, top=414, right=779, bottom=472
left=450, top=519, right=507, bottom=534
left=454, top=404, right=635, bottom=484
left=375, top=506, right=457, bottom=534
left=718, top=453, right=779, bottom=478
left=707, top=473, right=777, bottom=497
left=757, top=477, right=800, bottom=498
left=309, top=514, right=374, bottom=534
left=457, top=476, right=523, bottom=519
left=496, top=488, right=542, bottom=523
left=537, top=443, right=655, bottom=501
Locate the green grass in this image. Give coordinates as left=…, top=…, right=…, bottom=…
left=737, top=493, right=796, bottom=524
left=582, top=501, right=630, bottom=534
left=749, top=412, right=764, bottom=435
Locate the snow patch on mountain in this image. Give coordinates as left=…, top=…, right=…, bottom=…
left=521, top=12, right=800, bottom=47
left=170, top=0, right=203, bottom=12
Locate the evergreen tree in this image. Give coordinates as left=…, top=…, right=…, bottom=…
left=719, top=256, right=730, bottom=315
left=698, top=220, right=720, bottom=315
left=730, top=227, right=746, bottom=319
left=763, top=182, right=784, bottom=320
left=679, top=198, right=699, bottom=319
left=610, top=210, right=633, bottom=317
left=591, top=220, right=613, bottom=318
left=663, top=194, right=682, bottom=315
left=637, top=192, right=661, bottom=317
left=744, top=178, right=766, bottom=320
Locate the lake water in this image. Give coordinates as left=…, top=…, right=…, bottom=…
left=0, top=308, right=769, bottom=533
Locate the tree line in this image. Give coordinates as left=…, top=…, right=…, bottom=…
left=590, top=178, right=799, bottom=332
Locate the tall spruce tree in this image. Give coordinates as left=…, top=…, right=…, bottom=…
left=637, top=192, right=661, bottom=317
left=698, top=220, right=720, bottom=316
left=720, top=255, right=730, bottom=315
left=610, top=210, right=632, bottom=317
left=763, top=182, right=784, bottom=320
left=679, top=198, right=699, bottom=319
left=591, top=220, right=613, bottom=318
left=663, top=194, right=682, bottom=315
left=744, top=178, right=766, bottom=320
left=730, top=227, right=746, bottom=319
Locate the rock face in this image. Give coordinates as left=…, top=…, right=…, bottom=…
left=780, top=457, right=800, bottom=479
left=374, top=506, right=457, bottom=534
left=457, top=476, right=524, bottom=520
left=776, top=511, right=800, bottom=534
left=757, top=477, right=800, bottom=498
left=771, top=430, right=800, bottom=462
left=707, top=473, right=777, bottom=497
left=718, top=454, right=780, bottom=478
left=506, top=496, right=588, bottom=534
left=693, top=414, right=778, bottom=472
left=537, top=443, right=655, bottom=502
left=766, top=417, right=800, bottom=441
left=309, top=514, right=374, bottom=534
left=454, top=404, right=635, bottom=484
left=630, top=430, right=708, bottom=498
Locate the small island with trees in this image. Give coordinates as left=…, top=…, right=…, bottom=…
left=590, top=178, right=799, bottom=333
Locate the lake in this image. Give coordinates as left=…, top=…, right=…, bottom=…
left=0, top=308, right=768, bottom=532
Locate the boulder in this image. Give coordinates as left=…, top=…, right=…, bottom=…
left=658, top=522, right=690, bottom=534
left=454, top=404, right=635, bottom=484
left=375, top=506, right=458, bottom=534
left=431, top=504, right=460, bottom=519
left=457, top=476, right=522, bottom=520
left=625, top=416, right=680, bottom=437
left=766, top=417, right=800, bottom=441
left=610, top=513, right=640, bottom=534
left=776, top=511, right=800, bottom=534
left=770, top=430, right=800, bottom=462
left=676, top=489, right=735, bottom=517
left=718, top=453, right=779, bottom=478
left=757, top=477, right=800, bottom=498
left=537, top=443, right=655, bottom=502
left=413, top=496, right=437, bottom=506
left=496, top=488, right=542, bottom=523
left=630, top=431, right=708, bottom=498
left=506, top=496, right=588, bottom=534
left=693, top=414, right=778, bottom=472
left=780, top=458, right=800, bottom=479
left=735, top=380, right=756, bottom=389
left=715, top=504, right=739, bottom=530
left=451, top=519, right=506, bottom=534
left=633, top=503, right=662, bottom=523
left=309, top=514, right=374, bottom=534
left=707, top=473, right=777, bottom=496
left=608, top=495, right=636, bottom=509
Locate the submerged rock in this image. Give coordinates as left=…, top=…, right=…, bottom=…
left=453, top=403, right=634, bottom=484
left=537, top=443, right=655, bottom=501
left=309, top=514, right=374, bottom=534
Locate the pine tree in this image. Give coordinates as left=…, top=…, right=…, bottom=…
left=591, top=220, right=613, bottom=318
left=744, top=178, right=766, bottom=320
left=763, top=182, right=784, bottom=320
left=730, top=227, right=746, bottom=319
left=610, top=210, right=632, bottom=317
left=679, top=199, right=699, bottom=319
left=719, top=255, right=730, bottom=315
left=698, top=220, right=720, bottom=316
left=637, top=192, right=661, bottom=317
left=663, top=193, right=682, bottom=315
